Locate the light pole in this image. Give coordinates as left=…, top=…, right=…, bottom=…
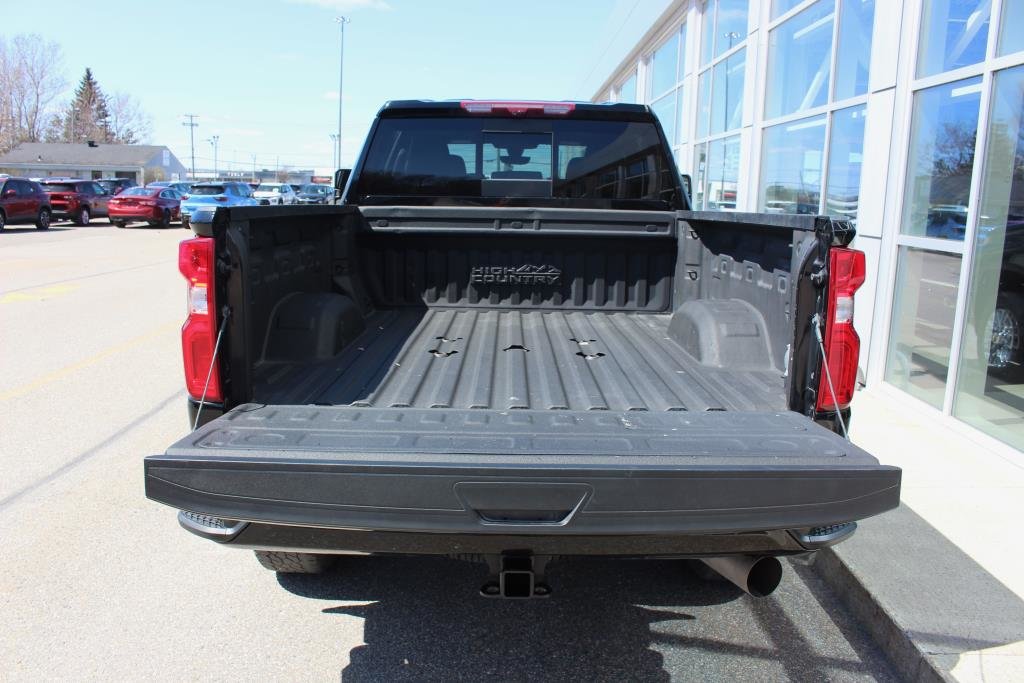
left=329, top=133, right=339, bottom=171
left=251, top=153, right=257, bottom=183
left=207, top=135, right=219, bottom=179
left=182, top=114, right=198, bottom=179
left=335, top=16, right=350, bottom=170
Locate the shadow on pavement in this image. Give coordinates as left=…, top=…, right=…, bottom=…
left=279, top=555, right=897, bottom=681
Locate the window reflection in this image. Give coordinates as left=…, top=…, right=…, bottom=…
left=766, top=0, right=835, bottom=119
left=701, top=0, right=748, bottom=65
left=710, top=48, right=745, bottom=134
left=760, top=115, right=826, bottom=213
left=885, top=247, right=963, bottom=408
left=998, top=0, right=1024, bottom=56
left=694, top=135, right=740, bottom=210
left=826, top=105, right=867, bottom=221
left=835, top=0, right=875, bottom=101
left=954, top=64, right=1024, bottom=449
left=917, top=0, right=991, bottom=78
left=900, top=76, right=982, bottom=240
left=618, top=72, right=637, bottom=103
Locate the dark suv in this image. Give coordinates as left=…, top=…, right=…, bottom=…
left=0, top=177, right=52, bottom=230
left=40, top=179, right=111, bottom=226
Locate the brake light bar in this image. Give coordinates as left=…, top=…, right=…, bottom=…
left=460, top=100, right=575, bottom=115
left=178, top=237, right=222, bottom=402
left=816, top=247, right=866, bottom=412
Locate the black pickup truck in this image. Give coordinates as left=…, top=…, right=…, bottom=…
left=146, top=100, right=900, bottom=598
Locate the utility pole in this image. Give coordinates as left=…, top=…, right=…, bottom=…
left=329, top=133, right=339, bottom=171
left=182, top=114, right=199, bottom=179
left=335, top=16, right=350, bottom=170
left=207, top=135, right=220, bottom=179
left=251, top=154, right=257, bottom=183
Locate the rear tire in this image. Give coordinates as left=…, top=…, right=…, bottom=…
left=254, top=551, right=336, bottom=574
left=181, top=216, right=190, bottom=230
left=113, top=220, right=127, bottom=228
left=159, top=208, right=171, bottom=228
left=0, top=210, right=6, bottom=230
left=35, top=208, right=51, bottom=230
left=76, top=207, right=90, bottom=226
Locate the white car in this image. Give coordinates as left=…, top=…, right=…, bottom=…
left=253, top=182, right=297, bottom=205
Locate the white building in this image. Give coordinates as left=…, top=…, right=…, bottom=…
left=587, top=0, right=1024, bottom=455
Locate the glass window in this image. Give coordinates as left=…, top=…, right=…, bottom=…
left=766, top=0, right=835, bottom=120
left=900, top=76, right=982, bottom=240
left=677, top=23, right=689, bottom=76
left=694, top=135, right=740, bottom=210
left=618, top=72, right=637, bottom=103
left=675, top=86, right=686, bottom=144
left=650, top=33, right=680, bottom=98
left=482, top=132, right=552, bottom=180
left=917, top=0, right=991, bottom=78
left=998, top=0, right=1024, bottom=56
left=710, top=47, right=745, bottom=134
left=650, top=94, right=677, bottom=146
left=825, top=104, right=867, bottom=221
left=696, top=69, right=712, bottom=138
left=760, top=114, right=827, bottom=213
left=772, top=0, right=804, bottom=19
left=953, top=64, right=1024, bottom=449
left=886, top=247, right=963, bottom=407
left=701, top=0, right=749, bottom=65
left=834, top=0, right=875, bottom=101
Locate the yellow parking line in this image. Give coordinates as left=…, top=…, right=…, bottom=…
left=0, top=321, right=180, bottom=402
left=0, top=284, right=79, bottom=303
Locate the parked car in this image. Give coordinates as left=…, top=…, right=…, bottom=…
left=145, top=99, right=901, bottom=599
left=289, top=183, right=304, bottom=195
left=295, top=183, right=334, bottom=204
left=108, top=186, right=183, bottom=228
left=40, top=179, right=111, bottom=225
left=179, top=181, right=257, bottom=228
left=253, top=182, right=297, bottom=205
left=147, top=181, right=194, bottom=195
left=0, top=177, right=52, bottom=230
left=97, top=178, right=137, bottom=195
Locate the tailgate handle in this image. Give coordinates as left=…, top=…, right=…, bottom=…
left=454, top=482, right=592, bottom=527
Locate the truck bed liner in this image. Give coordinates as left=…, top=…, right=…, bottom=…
left=252, top=309, right=786, bottom=412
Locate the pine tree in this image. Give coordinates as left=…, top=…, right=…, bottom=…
left=59, top=68, right=114, bottom=143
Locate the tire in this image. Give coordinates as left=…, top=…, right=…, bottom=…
left=181, top=216, right=190, bottom=230
left=35, top=208, right=51, bottom=230
left=159, top=209, right=171, bottom=228
left=76, top=207, right=90, bottom=226
left=113, top=220, right=127, bottom=229
left=988, top=292, right=1024, bottom=380
left=0, top=210, right=6, bottom=230
left=254, top=551, right=336, bottom=574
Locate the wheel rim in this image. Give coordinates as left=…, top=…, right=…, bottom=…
left=0, top=213, right=5, bottom=229
left=81, top=209, right=89, bottom=224
left=39, top=210, right=50, bottom=228
left=989, top=307, right=1020, bottom=369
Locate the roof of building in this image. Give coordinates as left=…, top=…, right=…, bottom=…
left=0, top=142, right=175, bottom=167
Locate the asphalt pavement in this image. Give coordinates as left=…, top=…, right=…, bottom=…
left=0, top=220, right=899, bottom=681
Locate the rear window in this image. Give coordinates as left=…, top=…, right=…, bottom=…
left=190, top=185, right=225, bottom=195
left=42, top=183, right=78, bottom=192
left=349, top=115, right=683, bottom=209
left=122, top=187, right=154, bottom=197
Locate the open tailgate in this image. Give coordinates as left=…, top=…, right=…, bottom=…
left=145, top=405, right=900, bottom=535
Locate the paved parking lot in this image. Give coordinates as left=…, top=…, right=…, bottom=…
left=1, top=220, right=899, bottom=681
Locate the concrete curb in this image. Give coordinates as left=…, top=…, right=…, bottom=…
left=814, top=545, right=950, bottom=683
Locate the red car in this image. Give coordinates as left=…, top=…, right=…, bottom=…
left=40, top=179, right=111, bottom=226
left=108, top=186, right=183, bottom=228
left=0, top=177, right=52, bottom=230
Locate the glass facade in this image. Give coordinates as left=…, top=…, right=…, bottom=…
left=595, top=0, right=1024, bottom=452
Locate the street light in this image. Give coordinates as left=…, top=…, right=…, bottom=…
left=335, top=16, right=350, bottom=171
left=329, top=133, right=339, bottom=171
left=207, top=135, right=219, bottom=180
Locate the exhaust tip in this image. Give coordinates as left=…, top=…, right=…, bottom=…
left=746, top=557, right=783, bottom=597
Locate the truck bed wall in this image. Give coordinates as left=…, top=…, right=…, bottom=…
left=220, top=208, right=806, bottom=409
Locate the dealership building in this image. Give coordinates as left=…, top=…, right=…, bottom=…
left=582, top=0, right=1024, bottom=455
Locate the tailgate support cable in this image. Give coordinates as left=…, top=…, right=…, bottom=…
left=812, top=313, right=849, bottom=440
left=193, top=306, right=231, bottom=432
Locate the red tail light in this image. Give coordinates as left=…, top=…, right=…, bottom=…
left=460, top=100, right=575, bottom=115
left=178, top=237, right=222, bottom=402
left=215, top=195, right=229, bottom=202
left=816, top=247, right=866, bottom=412
left=181, top=194, right=190, bottom=200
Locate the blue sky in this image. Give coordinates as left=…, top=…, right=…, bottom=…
left=3, top=0, right=651, bottom=172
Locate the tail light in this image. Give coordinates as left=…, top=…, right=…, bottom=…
left=215, top=195, right=228, bottom=202
left=460, top=100, right=575, bottom=115
left=178, top=237, right=222, bottom=402
left=181, top=194, right=190, bottom=200
left=816, top=247, right=866, bottom=412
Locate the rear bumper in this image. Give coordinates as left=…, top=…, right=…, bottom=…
left=109, top=207, right=160, bottom=221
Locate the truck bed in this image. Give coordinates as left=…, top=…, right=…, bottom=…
left=252, top=309, right=786, bottom=412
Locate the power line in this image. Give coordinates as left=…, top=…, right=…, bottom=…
left=574, top=0, right=641, bottom=100
left=182, top=114, right=199, bottom=179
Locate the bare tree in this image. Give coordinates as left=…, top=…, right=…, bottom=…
left=107, top=91, right=153, bottom=144
left=2, top=34, right=66, bottom=150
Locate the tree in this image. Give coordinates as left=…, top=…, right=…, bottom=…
left=0, top=34, right=66, bottom=153
left=57, top=68, right=112, bottom=143
left=106, top=91, right=152, bottom=144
